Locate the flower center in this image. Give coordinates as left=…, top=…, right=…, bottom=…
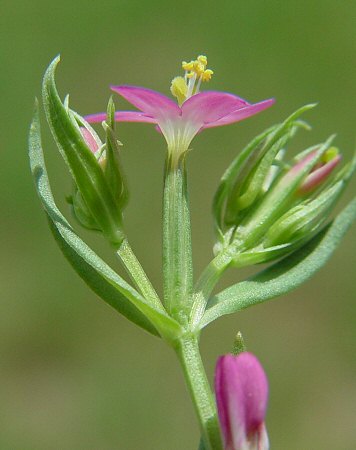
left=170, top=55, right=214, bottom=105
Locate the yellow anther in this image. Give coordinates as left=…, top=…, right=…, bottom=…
left=193, top=61, right=205, bottom=76
left=172, top=55, right=213, bottom=103
left=197, top=55, right=207, bottom=67
left=170, top=76, right=188, bottom=105
left=182, top=60, right=195, bottom=71
left=201, top=69, right=214, bottom=82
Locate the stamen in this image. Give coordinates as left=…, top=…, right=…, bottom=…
left=182, top=60, right=195, bottom=71
left=201, top=69, right=214, bottom=82
left=197, top=55, right=207, bottom=66
left=171, top=55, right=214, bottom=104
left=186, top=72, right=197, bottom=98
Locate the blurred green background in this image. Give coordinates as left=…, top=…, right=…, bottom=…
left=1, top=1, right=355, bottom=449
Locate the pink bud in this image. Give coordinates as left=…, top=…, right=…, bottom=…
left=299, top=152, right=341, bottom=194
left=215, top=353, right=269, bottom=450
left=80, top=127, right=100, bottom=154
left=286, top=148, right=341, bottom=195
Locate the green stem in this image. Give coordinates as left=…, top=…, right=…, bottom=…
left=117, top=238, right=164, bottom=312
left=174, top=335, right=223, bottom=450
left=190, top=251, right=233, bottom=330
left=163, top=155, right=193, bottom=324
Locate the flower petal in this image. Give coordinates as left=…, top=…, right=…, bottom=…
left=85, top=111, right=157, bottom=124
left=111, top=85, right=181, bottom=120
left=204, top=99, right=275, bottom=129
left=182, top=91, right=250, bottom=126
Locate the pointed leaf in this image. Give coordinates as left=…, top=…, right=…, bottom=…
left=201, top=198, right=356, bottom=328
left=29, top=102, right=182, bottom=341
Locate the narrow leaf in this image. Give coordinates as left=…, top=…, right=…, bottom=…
left=29, top=102, right=182, bottom=340
left=201, top=198, right=356, bottom=328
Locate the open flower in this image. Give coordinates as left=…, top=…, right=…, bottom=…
left=86, top=55, right=274, bottom=160
left=215, top=352, right=269, bottom=450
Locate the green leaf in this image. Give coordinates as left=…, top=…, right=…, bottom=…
left=29, top=101, right=182, bottom=341
left=200, top=198, right=356, bottom=328
left=42, top=55, right=124, bottom=246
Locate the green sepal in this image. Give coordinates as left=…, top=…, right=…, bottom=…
left=70, top=187, right=101, bottom=230
left=200, top=197, right=356, bottom=329
left=232, top=331, right=247, bottom=355
left=42, top=55, right=124, bottom=247
left=232, top=241, right=296, bottom=267
left=102, top=98, right=129, bottom=209
left=233, top=180, right=346, bottom=266
left=29, top=101, right=182, bottom=342
left=236, top=135, right=335, bottom=249
left=212, top=127, right=274, bottom=237
left=264, top=181, right=343, bottom=247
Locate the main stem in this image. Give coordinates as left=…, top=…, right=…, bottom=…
left=162, top=151, right=223, bottom=448
left=175, top=335, right=223, bottom=450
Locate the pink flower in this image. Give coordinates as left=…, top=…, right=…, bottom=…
left=86, top=55, right=274, bottom=156
left=215, top=353, right=269, bottom=450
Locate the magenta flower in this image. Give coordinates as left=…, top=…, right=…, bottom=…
left=215, top=352, right=269, bottom=450
left=86, top=55, right=274, bottom=157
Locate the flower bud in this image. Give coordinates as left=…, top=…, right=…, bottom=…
left=213, top=105, right=355, bottom=266
left=218, top=105, right=313, bottom=230
left=215, top=352, right=269, bottom=450
left=42, top=57, right=128, bottom=246
left=68, top=99, right=128, bottom=236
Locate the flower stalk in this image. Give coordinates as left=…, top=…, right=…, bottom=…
left=116, top=238, right=163, bottom=311
left=163, top=153, right=194, bottom=325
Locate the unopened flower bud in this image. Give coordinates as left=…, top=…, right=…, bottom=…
left=215, top=105, right=313, bottom=233
left=68, top=99, right=128, bottom=237
left=213, top=105, right=355, bottom=266
left=215, top=352, right=269, bottom=450
left=42, top=56, right=127, bottom=246
left=297, top=147, right=341, bottom=194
